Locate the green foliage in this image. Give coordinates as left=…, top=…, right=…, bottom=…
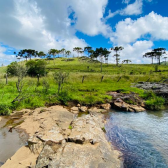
left=7, top=62, right=18, bottom=76
left=0, top=58, right=168, bottom=115
left=102, top=127, right=106, bottom=133
left=69, top=125, right=72, bottom=129
left=155, top=65, right=158, bottom=71
left=142, top=91, right=165, bottom=110
left=57, top=91, right=71, bottom=105
left=26, top=60, right=47, bottom=76
left=53, top=71, right=69, bottom=93
left=0, top=103, right=11, bottom=115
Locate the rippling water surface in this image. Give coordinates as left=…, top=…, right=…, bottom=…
left=105, top=110, right=168, bottom=168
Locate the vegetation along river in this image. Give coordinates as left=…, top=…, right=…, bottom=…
left=105, top=109, right=168, bottom=168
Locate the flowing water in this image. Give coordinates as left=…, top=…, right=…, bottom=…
left=105, top=109, right=168, bottom=168
left=0, top=117, right=27, bottom=167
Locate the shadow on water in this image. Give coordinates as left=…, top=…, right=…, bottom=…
left=105, top=111, right=168, bottom=168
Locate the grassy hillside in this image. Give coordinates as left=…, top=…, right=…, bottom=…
left=0, top=57, right=168, bottom=114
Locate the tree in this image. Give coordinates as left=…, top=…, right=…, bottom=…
left=61, top=48, right=66, bottom=57
left=88, top=50, right=94, bottom=60
left=153, top=48, right=166, bottom=65
left=143, top=48, right=166, bottom=65
left=65, top=51, right=71, bottom=61
left=111, top=46, right=124, bottom=66
left=7, top=62, right=20, bottom=76
left=163, top=57, right=167, bottom=65
left=53, top=71, right=69, bottom=93
left=7, top=62, right=27, bottom=92
left=26, top=60, right=47, bottom=76
left=122, top=59, right=132, bottom=64
left=104, top=49, right=111, bottom=64
left=38, top=51, right=46, bottom=59
left=93, top=47, right=110, bottom=72
left=84, top=46, right=92, bottom=57
left=73, top=47, right=83, bottom=57
left=48, top=49, right=57, bottom=64
left=16, top=49, right=38, bottom=61
left=143, top=51, right=156, bottom=64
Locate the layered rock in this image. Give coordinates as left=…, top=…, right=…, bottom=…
left=2, top=106, right=123, bottom=168
left=136, top=82, right=168, bottom=98
left=108, top=92, right=146, bottom=112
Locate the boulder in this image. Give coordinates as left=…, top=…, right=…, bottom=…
left=101, top=103, right=111, bottom=110
left=114, top=101, right=145, bottom=112
left=2, top=106, right=123, bottom=168
left=79, top=106, right=88, bottom=112
left=71, top=106, right=79, bottom=114
left=36, top=115, right=122, bottom=168
left=88, top=107, right=107, bottom=115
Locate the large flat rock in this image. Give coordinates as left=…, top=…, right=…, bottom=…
left=2, top=106, right=123, bottom=168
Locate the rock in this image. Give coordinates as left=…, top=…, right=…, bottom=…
left=71, top=106, right=79, bottom=114
left=135, top=82, right=168, bottom=98
left=79, top=106, right=88, bottom=112
left=88, top=107, right=107, bottom=114
left=2, top=106, right=123, bottom=168
left=36, top=115, right=122, bottom=168
left=0, top=146, right=38, bottom=168
left=0, top=117, right=1, bottom=122
left=101, top=103, right=111, bottom=110
left=129, top=105, right=146, bottom=112
left=114, top=101, right=145, bottom=112
left=77, top=104, right=81, bottom=107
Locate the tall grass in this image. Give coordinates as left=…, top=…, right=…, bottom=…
left=0, top=57, right=167, bottom=114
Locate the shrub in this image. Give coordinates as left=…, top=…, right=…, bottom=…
left=143, top=91, right=165, bottom=110
left=26, top=60, right=47, bottom=76
left=0, top=103, right=11, bottom=115
left=57, top=91, right=71, bottom=105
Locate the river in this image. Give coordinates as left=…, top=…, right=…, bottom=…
left=0, top=118, right=27, bottom=167
left=105, top=109, right=168, bottom=168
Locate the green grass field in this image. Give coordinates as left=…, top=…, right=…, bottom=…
left=0, top=57, right=168, bottom=114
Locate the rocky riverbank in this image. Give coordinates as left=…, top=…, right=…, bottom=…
left=1, top=106, right=123, bottom=168
left=136, top=82, right=168, bottom=98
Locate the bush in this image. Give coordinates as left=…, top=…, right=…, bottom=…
left=57, top=91, right=71, bottom=105
left=143, top=91, right=165, bottom=110
left=7, top=62, right=18, bottom=76
left=0, top=104, right=11, bottom=115
left=145, top=96, right=165, bottom=110
left=26, top=60, right=47, bottom=76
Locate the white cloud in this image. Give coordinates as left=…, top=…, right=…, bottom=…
left=70, top=0, right=112, bottom=36
left=121, top=0, right=143, bottom=15
left=0, top=0, right=111, bottom=53
left=109, top=40, right=153, bottom=64
left=106, top=0, right=143, bottom=19
left=0, top=45, right=17, bottom=65
left=110, top=12, right=168, bottom=45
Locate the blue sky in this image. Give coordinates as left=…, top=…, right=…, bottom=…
left=0, top=0, right=168, bottom=65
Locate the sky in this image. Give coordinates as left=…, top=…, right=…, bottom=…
left=0, top=0, right=168, bottom=65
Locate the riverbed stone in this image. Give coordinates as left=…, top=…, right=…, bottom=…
left=35, top=115, right=122, bottom=168
left=79, top=106, right=88, bottom=112
left=101, top=103, right=111, bottom=110
left=71, top=106, right=79, bottom=114
left=2, top=105, right=123, bottom=168
left=88, top=107, right=107, bottom=114
left=135, top=82, right=168, bottom=98
left=114, top=101, right=145, bottom=112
